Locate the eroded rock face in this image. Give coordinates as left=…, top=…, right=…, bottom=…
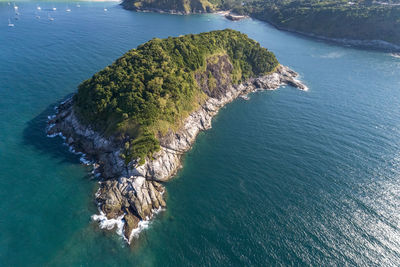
left=47, top=64, right=307, bottom=244
left=124, top=213, right=140, bottom=239
left=195, top=54, right=234, bottom=99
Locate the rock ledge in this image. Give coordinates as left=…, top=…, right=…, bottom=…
left=47, top=65, right=307, bottom=244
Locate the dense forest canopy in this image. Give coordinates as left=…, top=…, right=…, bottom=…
left=123, top=0, right=400, bottom=45
left=232, top=0, right=400, bottom=45
left=121, top=0, right=220, bottom=13
left=74, top=29, right=278, bottom=164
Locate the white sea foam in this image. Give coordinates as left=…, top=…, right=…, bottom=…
left=64, top=143, right=93, bottom=165
left=92, top=205, right=166, bottom=244
left=59, top=98, right=70, bottom=105
left=296, top=79, right=309, bottom=91
left=94, top=187, right=101, bottom=198
left=47, top=123, right=56, bottom=131
left=153, top=206, right=165, bottom=214
left=47, top=98, right=161, bottom=244
left=291, top=73, right=309, bottom=92
left=390, top=53, right=400, bottom=59
left=239, top=94, right=250, bottom=100
left=68, top=146, right=77, bottom=153
left=91, top=208, right=154, bottom=244
left=127, top=206, right=165, bottom=243
left=80, top=155, right=92, bottom=165
left=47, top=132, right=64, bottom=138
left=128, top=220, right=150, bottom=242
left=92, top=163, right=99, bottom=170
left=91, top=210, right=126, bottom=241
left=47, top=129, right=93, bottom=165
left=91, top=164, right=101, bottom=177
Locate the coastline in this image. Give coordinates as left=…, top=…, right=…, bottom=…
left=258, top=18, right=400, bottom=52
left=219, top=11, right=400, bottom=51
left=121, top=3, right=400, bottom=52
left=47, top=65, right=307, bottom=244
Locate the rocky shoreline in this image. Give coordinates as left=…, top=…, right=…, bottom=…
left=224, top=13, right=247, bottom=21
left=258, top=18, right=400, bottom=52
left=123, top=5, right=250, bottom=22
left=47, top=65, right=307, bottom=244
left=121, top=1, right=400, bottom=52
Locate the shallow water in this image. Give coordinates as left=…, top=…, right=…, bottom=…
left=1, top=2, right=400, bottom=266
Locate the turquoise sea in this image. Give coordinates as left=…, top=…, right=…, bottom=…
left=1, top=1, right=400, bottom=266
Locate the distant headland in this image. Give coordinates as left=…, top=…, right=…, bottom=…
left=121, top=0, right=400, bottom=51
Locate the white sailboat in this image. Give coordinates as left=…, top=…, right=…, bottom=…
left=8, top=18, right=14, bottom=27
left=37, top=5, right=41, bottom=10
left=66, top=7, right=71, bottom=12
left=76, top=3, right=80, bottom=8
left=48, top=13, right=54, bottom=21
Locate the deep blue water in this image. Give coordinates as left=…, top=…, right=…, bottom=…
left=1, top=1, right=400, bottom=266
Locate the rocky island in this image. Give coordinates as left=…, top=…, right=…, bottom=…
left=47, top=29, right=306, bottom=244
left=122, top=0, right=400, bottom=51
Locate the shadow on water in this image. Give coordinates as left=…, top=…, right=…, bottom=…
left=22, top=95, right=81, bottom=165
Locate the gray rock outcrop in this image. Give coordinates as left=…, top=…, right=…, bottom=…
left=47, top=64, right=307, bottom=244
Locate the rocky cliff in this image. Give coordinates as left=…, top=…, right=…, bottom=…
left=48, top=60, right=307, bottom=244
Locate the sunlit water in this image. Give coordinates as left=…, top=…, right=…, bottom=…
left=1, top=2, right=400, bottom=266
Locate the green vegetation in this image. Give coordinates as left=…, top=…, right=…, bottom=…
left=234, top=0, right=400, bottom=46
left=123, top=0, right=400, bottom=46
left=74, top=29, right=278, bottom=164
left=122, top=0, right=219, bottom=13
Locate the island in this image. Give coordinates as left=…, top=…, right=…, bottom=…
left=48, top=29, right=306, bottom=244
left=122, top=0, right=400, bottom=51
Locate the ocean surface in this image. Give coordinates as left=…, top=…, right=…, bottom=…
left=1, top=1, right=400, bottom=266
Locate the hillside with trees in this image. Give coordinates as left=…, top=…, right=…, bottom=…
left=73, top=29, right=278, bottom=164
left=234, top=0, right=400, bottom=46
left=121, top=0, right=220, bottom=13
left=123, top=0, right=400, bottom=47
